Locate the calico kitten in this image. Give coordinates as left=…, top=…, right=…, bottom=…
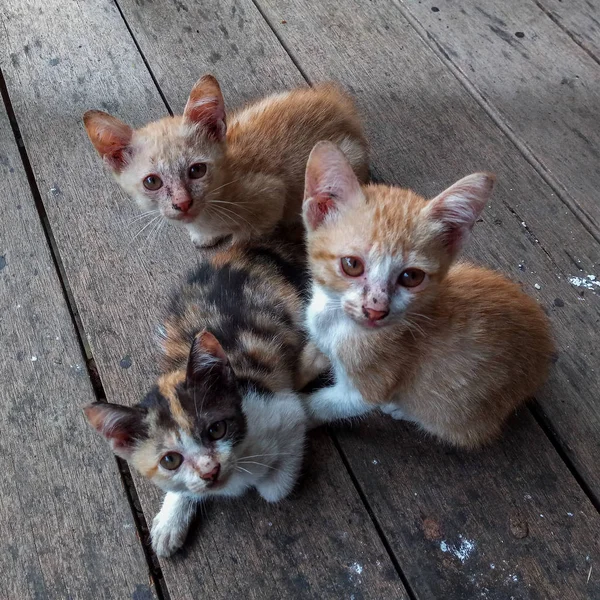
left=300, top=141, right=554, bottom=448
left=85, top=238, right=309, bottom=556
left=83, top=75, right=368, bottom=248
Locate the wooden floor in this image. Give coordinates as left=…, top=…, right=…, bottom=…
left=1, top=0, right=599, bottom=598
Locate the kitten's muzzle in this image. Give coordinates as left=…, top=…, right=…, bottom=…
left=172, top=198, right=193, bottom=214
left=362, top=307, right=389, bottom=321
left=199, top=464, right=221, bottom=482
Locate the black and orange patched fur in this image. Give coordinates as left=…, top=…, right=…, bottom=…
left=85, top=234, right=310, bottom=557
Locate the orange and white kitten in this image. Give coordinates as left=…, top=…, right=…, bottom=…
left=84, top=75, right=368, bottom=248
left=301, top=142, right=554, bottom=448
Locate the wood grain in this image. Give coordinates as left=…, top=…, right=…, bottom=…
left=0, top=0, right=407, bottom=597
left=395, top=0, right=600, bottom=235
left=536, top=0, right=600, bottom=59
left=0, top=102, right=155, bottom=597
left=335, top=412, right=600, bottom=600
left=254, top=0, right=600, bottom=595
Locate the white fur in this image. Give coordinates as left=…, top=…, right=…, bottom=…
left=306, top=284, right=373, bottom=424
left=151, top=492, right=198, bottom=557
left=151, top=388, right=306, bottom=556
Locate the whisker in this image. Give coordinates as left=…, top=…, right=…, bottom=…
left=207, top=178, right=242, bottom=195
left=217, top=206, right=258, bottom=233
left=127, top=209, right=160, bottom=224
left=235, top=465, right=254, bottom=475
left=237, top=460, right=279, bottom=471
left=129, top=215, right=161, bottom=246
left=238, top=453, right=293, bottom=460
left=205, top=205, right=231, bottom=229
left=410, top=312, right=434, bottom=322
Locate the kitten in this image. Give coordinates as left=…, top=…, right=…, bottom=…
left=300, top=141, right=554, bottom=448
left=83, top=75, right=368, bottom=249
left=85, top=238, right=309, bottom=556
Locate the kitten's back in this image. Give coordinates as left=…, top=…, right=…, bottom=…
left=159, top=236, right=308, bottom=393
left=227, top=84, right=368, bottom=218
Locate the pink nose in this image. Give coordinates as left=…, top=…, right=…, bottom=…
left=363, top=307, right=389, bottom=321
left=200, top=464, right=220, bottom=482
left=172, top=198, right=192, bottom=213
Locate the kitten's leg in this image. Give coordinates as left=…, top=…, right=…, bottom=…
left=151, top=492, right=200, bottom=557
left=307, top=380, right=373, bottom=427
left=256, top=453, right=304, bottom=503
left=295, top=342, right=331, bottom=390
left=380, top=403, right=406, bottom=421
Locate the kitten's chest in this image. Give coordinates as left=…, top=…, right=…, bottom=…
left=307, top=290, right=356, bottom=360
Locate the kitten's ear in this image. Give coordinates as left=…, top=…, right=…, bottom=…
left=183, top=75, right=227, bottom=142
left=186, top=330, right=230, bottom=385
left=84, top=402, right=146, bottom=460
left=83, top=110, right=133, bottom=172
left=424, top=172, right=495, bottom=255
left=303, top=141, right=363, bottom=231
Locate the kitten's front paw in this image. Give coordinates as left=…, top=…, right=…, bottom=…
left=380, top=403, right=405, bottom=421
left=151, top=512, right=188, bottom=558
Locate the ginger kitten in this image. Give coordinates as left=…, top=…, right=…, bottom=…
left=85, top=237, right=309, bottom=556
left=84, top=75, right=368, bottom=248
left=301, top=142, right=554, bottom=448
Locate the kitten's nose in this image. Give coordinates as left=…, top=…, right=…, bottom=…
left=363, top=307, right=389, bottom=321
left=200, top=464, right=220, bottom=482
left=172, top=198, right=193, bottom=213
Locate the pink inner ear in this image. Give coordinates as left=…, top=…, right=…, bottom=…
left=83, top=111, right=133, bottom=171
left=303, top=141, right=362, bottom=230
left=185, top=97, right=226, bottom=140
left=183, top=76, right=226, bottom=141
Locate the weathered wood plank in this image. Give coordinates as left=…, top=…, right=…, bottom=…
left=0, top=0, right=408, bottom=597
left=335, top=412, right=600, bottom=599
left=253, top=0, right=600, bottom=596
left=395, top=0, right=600, bottom=236
left=0, top=100, right=155, bottom=597
left=537, top=0, right=600, bottom=59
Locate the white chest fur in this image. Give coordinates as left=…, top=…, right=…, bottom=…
left=306, top=285, right=356, bottom=375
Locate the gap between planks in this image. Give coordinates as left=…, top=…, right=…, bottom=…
left=112, top=0, right=600, bottom=549
left=248, top=0, right=600, bottom=518
left=0, top=66, right=170, bottom=600
left=109, top=0, right=415, bottom=586
left=533, top=0, right=600, bottom=68
left=387, top=0, right=600, bottom=246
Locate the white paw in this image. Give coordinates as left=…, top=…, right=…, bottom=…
left=257, top=477, right=292, bottom=503
left=380, top=404, right=405, bottom=421
left=151, top=512, right=188, bottom=558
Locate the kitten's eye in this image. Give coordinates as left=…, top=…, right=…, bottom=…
left=188, top=163, right=207, bottom=179
left=341, top=257, right=364, bottom=277
left=207, top=420, right=227, bottom=441
left=143, top=174, right=163, bottom=191
left=159, top=452, right=183, bottom=470
left=399, top=269, right=426, bottom=288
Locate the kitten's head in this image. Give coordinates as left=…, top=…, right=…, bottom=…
left=303, top=141, right=495, bottom=329
left=85, top=331, right=247, bottom=495
left=83, top=75, right=227, bottom=225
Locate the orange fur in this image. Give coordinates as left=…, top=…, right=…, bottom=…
left=303, top=143, right=554, bottom=448
left=157, top=371, right=191, bottom=433
left=84, top=76, right=368, bottom=248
